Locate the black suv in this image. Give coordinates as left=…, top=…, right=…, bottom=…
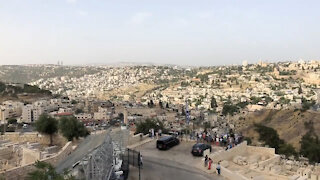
left=191, top=143, right=212, bottom=156
left=156, top=136, right=180, bottom=150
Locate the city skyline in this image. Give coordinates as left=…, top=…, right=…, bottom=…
left=1, top=0, right=320, bottom=66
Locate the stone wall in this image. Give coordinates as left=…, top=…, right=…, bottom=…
left=0, top=132, right=67, bottom=147
left=219, top=165, right=249, bottom=180
left=210, top=141, right=248, bottom=163
left=128, top=133, right=149, bottom=146
left=247, top=146, right=275, bottom=155
left=0, top=147, right=12, bottom=159
left=0, top=141, right=73, bottom=180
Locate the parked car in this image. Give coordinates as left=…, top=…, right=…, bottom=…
left=156, top=136, right=180, bottom=150
left=191, top=143, right=212, bottom=156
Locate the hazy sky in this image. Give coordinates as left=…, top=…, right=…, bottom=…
left=0, top=0, right=320, bottom=66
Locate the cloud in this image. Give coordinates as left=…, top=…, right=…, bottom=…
left=130, top=12, right=152, bottom=25
left=66, top=0, right=77, bottom=4
left=78, top=10, right=88, bottom=16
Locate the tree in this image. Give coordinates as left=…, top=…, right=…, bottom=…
left=7, top=118, right=17, bottom=124
left=27, top=161, right=76, bottom=180
left=35, top=114, right=58, bottom=146
left=254, top=124, right=282, bottom=150
left=118, top=113, right=124, bottom=122
left=148, top=100, right=154, bottom=108
left=301, top=97, right=315, bottom=112
left=59, top=116, right=89, bottom=141
left=254, top=124, right=297, bottom=158
left=181, top=107, right=186, bottom=116
left=298, top=85, right=303, bottom=94
left=300, top=133, right=320, bottom=163
left=135, top=118, right=166, bottom=135
left=222, top=103, right=239, bottom=116
left=210, top=96, right=217, bottom=109
left=300, top=121, right=320, bottom=163
left=75, top=109, right=83, bottom=114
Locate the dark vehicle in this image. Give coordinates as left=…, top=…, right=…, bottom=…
left=191, top=143, right=212, bottom=156
left=156, top=136, right=180, bottom=150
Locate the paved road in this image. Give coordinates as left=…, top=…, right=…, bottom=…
left=131, top=139, right=223, bottom=180
left=56, top=130, right=108, bottom=173
left=129, top=156, right=222, bottom=180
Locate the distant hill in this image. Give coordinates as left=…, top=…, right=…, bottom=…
left=0, top=65, right=101, bottom=83
left=0, top=82, right=52, bottom=103
left=239, top=109, right=320, bottom=150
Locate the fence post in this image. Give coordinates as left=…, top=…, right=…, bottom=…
left=138, top=152, right=141, bottom=180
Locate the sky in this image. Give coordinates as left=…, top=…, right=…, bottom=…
left=0, top=0, right=320, bottom=66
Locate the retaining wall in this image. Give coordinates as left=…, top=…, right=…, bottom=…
left=0, top=132, right=67, bottom=147
left=210, top=141, right=248, bottom=163
left=0, top=141, right=73, bottom=180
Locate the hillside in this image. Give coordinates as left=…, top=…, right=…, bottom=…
left=239, top=109, right=320, bottom=150
left=0, top=82, right=52, bottom=103
left=0, top=65, right=101, bottom=83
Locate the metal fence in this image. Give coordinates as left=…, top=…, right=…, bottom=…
left=81, top=134, right=114, bottom=180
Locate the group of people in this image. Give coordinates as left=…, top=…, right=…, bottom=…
left=204, top=155, right=221, bottom=175
left=191, top=130, right=243, bottom=149
left=148, top=128, right=162, bottom=139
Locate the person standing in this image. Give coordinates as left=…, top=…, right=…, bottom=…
left=204, top=155, right=208, bottom=167
left=216, top=162, right=221, bottom=175
left=208, top=158, right=212, bottom=170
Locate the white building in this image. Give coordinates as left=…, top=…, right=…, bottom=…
left=22, top=104, right=33, bottom=123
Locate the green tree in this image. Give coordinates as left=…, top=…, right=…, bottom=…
left=298, top=85, right=303, bottom=94
left=300, top=133, right=320, bottom=163
left=75, top=109, right=83, bottom=114
left=278, top=143, right=298, bottom=158
left=301, top=97, right=315, bottom=112
left=135, top=119, right=166, bottom=135
left=300, top=121, right=320, bottom=163
left=27, top=161, right=76, bottom=180
left=254, top=124, right=283, bottom=150
left=210, top=96, right=217, bottom=109
left=59, top=116, right=89, bottom=141
left=159, top=100, right=163, bottom=108
left=222, top=103, right=239, bottom=116
left=254, top=124, right=297, bottom=158
left=35, top=114, right=58, bottom=146
left=7, top=118, right=17, bottom=124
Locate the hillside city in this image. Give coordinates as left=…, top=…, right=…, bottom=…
left=0, top=60, right=319, bottom=180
